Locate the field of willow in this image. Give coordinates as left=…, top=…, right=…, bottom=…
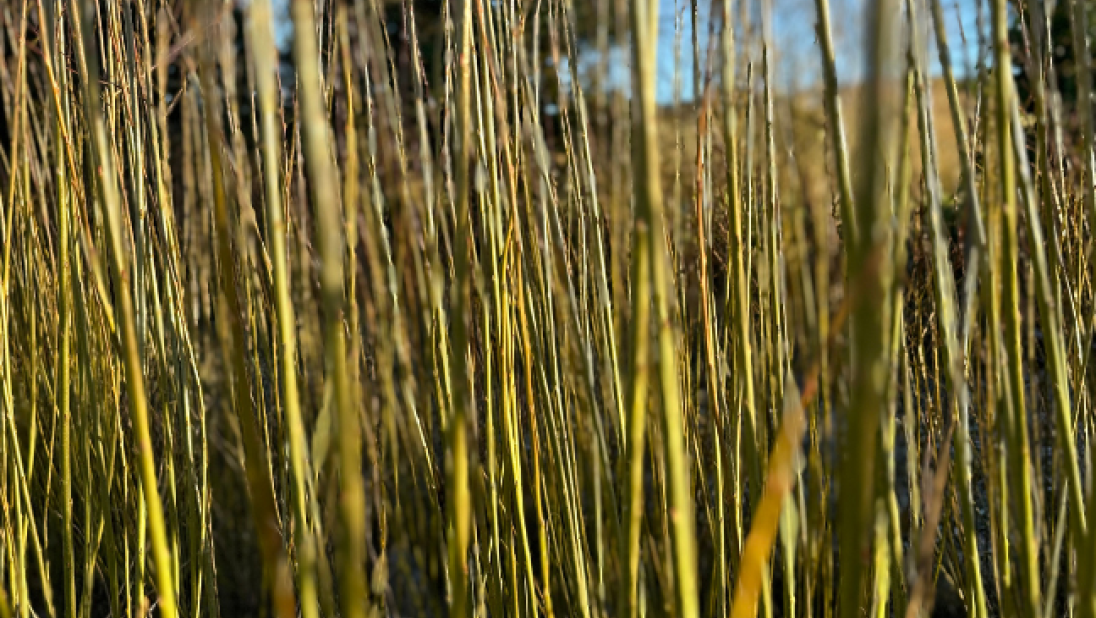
left=7, top=0, right=1096, bottom=617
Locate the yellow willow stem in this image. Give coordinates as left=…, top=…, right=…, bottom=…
left=439, top=0, right=477, bottom=616
left=249, top=2, right=320, bottom=618
left=628, top=0, right=699, bottom=616
left=71, top=1, right=177, bottom=616
left=290, top=1, right=370, bottom=617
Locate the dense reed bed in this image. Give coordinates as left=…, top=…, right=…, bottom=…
left=3, top=0, right=1096, bottom=617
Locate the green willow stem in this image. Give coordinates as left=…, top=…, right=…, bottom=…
left=812, top=0, right=857, bottom=243
left=837, top=0, right=898, bottom=616
left=990, top=0, right=1041, bottom=613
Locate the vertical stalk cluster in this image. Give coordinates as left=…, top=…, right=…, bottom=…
left=0, top=1, right=1095, bottom=618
